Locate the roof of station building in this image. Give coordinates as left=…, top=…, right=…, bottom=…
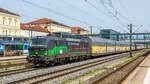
left=25, top=18, right=70, bottom=28
left=0, top=8, right=20, bottom=16
left=21, top=24, right=49, bottom=33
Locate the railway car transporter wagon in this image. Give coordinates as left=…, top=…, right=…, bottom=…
left=27, top=36, right=142, bottom=66
left=0, top=40, right=29, bottom=56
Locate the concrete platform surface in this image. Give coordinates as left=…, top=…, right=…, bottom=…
left=0, top=55, right=27, bottom=61
left=122, top=55, right=150, bottom=84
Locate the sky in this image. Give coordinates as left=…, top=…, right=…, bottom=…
left=0, top=0, right=150, bottom=34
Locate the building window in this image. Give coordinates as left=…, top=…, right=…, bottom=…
left=9, top=18, right=12, bottom=27
left=2, top=30, right=5, bottom=35
left=2, top=17, right=5, bottom=26
left=15, top=19, right=17, bottom=27
left=9, top=30, right=11, bottom=35
left=3, top=30, right=6, bottom=36
left=15, top=31, right=17, bottom=36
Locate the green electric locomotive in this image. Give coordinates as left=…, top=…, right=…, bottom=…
left=27, top=36, right=89, bottom=66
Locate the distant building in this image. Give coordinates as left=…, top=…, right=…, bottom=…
left=0, top=8, right=21, bottom=40
left=100, top=29, right=120, bottom=40
left=71, top=27, right=89, bottom=35
left=24, top=18, right=71, bottom=34
left=20, top=24, right=49, bottom=39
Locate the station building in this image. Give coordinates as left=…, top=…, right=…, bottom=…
left=24, top=18, right=71, bottom=34
left=20, top=24, right=49, bottom=42
left=0, top=8, right=21, bottom=40
left=71, top=27, right=90, bottom=35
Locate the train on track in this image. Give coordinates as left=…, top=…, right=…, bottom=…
left=0, top=40, right=29, bottom=56
left=27, top=36, right=144, bottom=66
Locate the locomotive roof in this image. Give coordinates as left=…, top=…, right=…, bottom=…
left=32, top=36, right=66, bottom=41
left=33, top=36, right=87, bottom=42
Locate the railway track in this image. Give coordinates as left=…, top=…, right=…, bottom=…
left=0, top=57, right=26, bottom=62
left=0, top=56, right=28, bottom=69
left=0, top=49, right=144, bottom=84
left=0, top=66, right=37, bottom=77
left=0, top=51, right=139, bottom=77
left=117, top=52, right=150, bottom=84
left=8, top=53, right=130, bottom=84
left=92, top=51, right=149, bottom=84
left=0, top=62, right=30, bottom=69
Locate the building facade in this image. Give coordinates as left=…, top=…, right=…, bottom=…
left=0, top=8, right=20, bottom=40
left=71, top=27, right=89, bottom=35
left=25, top=18, right=71, bottom=34
left=20, top=24, right=49, bottom=41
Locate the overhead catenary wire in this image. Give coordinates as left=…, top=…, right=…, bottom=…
left=99, top=0, right=130, bottom=23
left=85, top=0, right=129, bottom=32
left=21, top=0, right=91, bottom=26
left=117, top=0, right=143, bottom=33
left=98, top=0, right=132, bottom=24
left=21, top=0, right=128, bottom=33
left=133, top=25, right=143, bottom=33
left=59, top=0, right=106, bottom=24
left=98, top=0, right=120, bottom=20
left=116, top=25, right=128, bottom=33
left=84, top=0, right=129, bottom=32
left=117, top=0, right=130, bottom=16
left=11, top=0, right=131, bottom=33
left=84, top=0, right=118, bottom=20
left=20, top=14, right=38, bottom=19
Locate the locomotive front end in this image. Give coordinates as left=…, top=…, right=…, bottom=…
left=26, top=36, right=48, bottom=65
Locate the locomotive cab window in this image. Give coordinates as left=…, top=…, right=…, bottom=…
left=31, top=38, right=46, bottom=46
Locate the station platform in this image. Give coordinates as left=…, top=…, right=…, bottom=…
left=0, top=55, right=27, bottom=61
left=122, top=54, right=150, bottom=84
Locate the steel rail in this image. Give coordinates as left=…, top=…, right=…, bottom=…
left=9, top=53, right=129, bottom=84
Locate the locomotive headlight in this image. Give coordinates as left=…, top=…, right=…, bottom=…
left=35, top=52, right=38, bottom=54
left=44, top=51, right=47, bottom=55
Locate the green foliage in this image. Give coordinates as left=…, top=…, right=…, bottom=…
left=78, top=80, right=82, bottom=84
left=7, top=61, right=12, bottom=65
left=61, top=82, right=65, bottom=84
left=5, top=68, right=8, bottom=70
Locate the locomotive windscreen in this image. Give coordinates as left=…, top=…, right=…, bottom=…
left=31, top=37, right=46, bottom=46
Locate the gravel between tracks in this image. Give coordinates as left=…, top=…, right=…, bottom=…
left=43, top=56, right=126, bottom=84
left=0, top=54, right=127, bottom=84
